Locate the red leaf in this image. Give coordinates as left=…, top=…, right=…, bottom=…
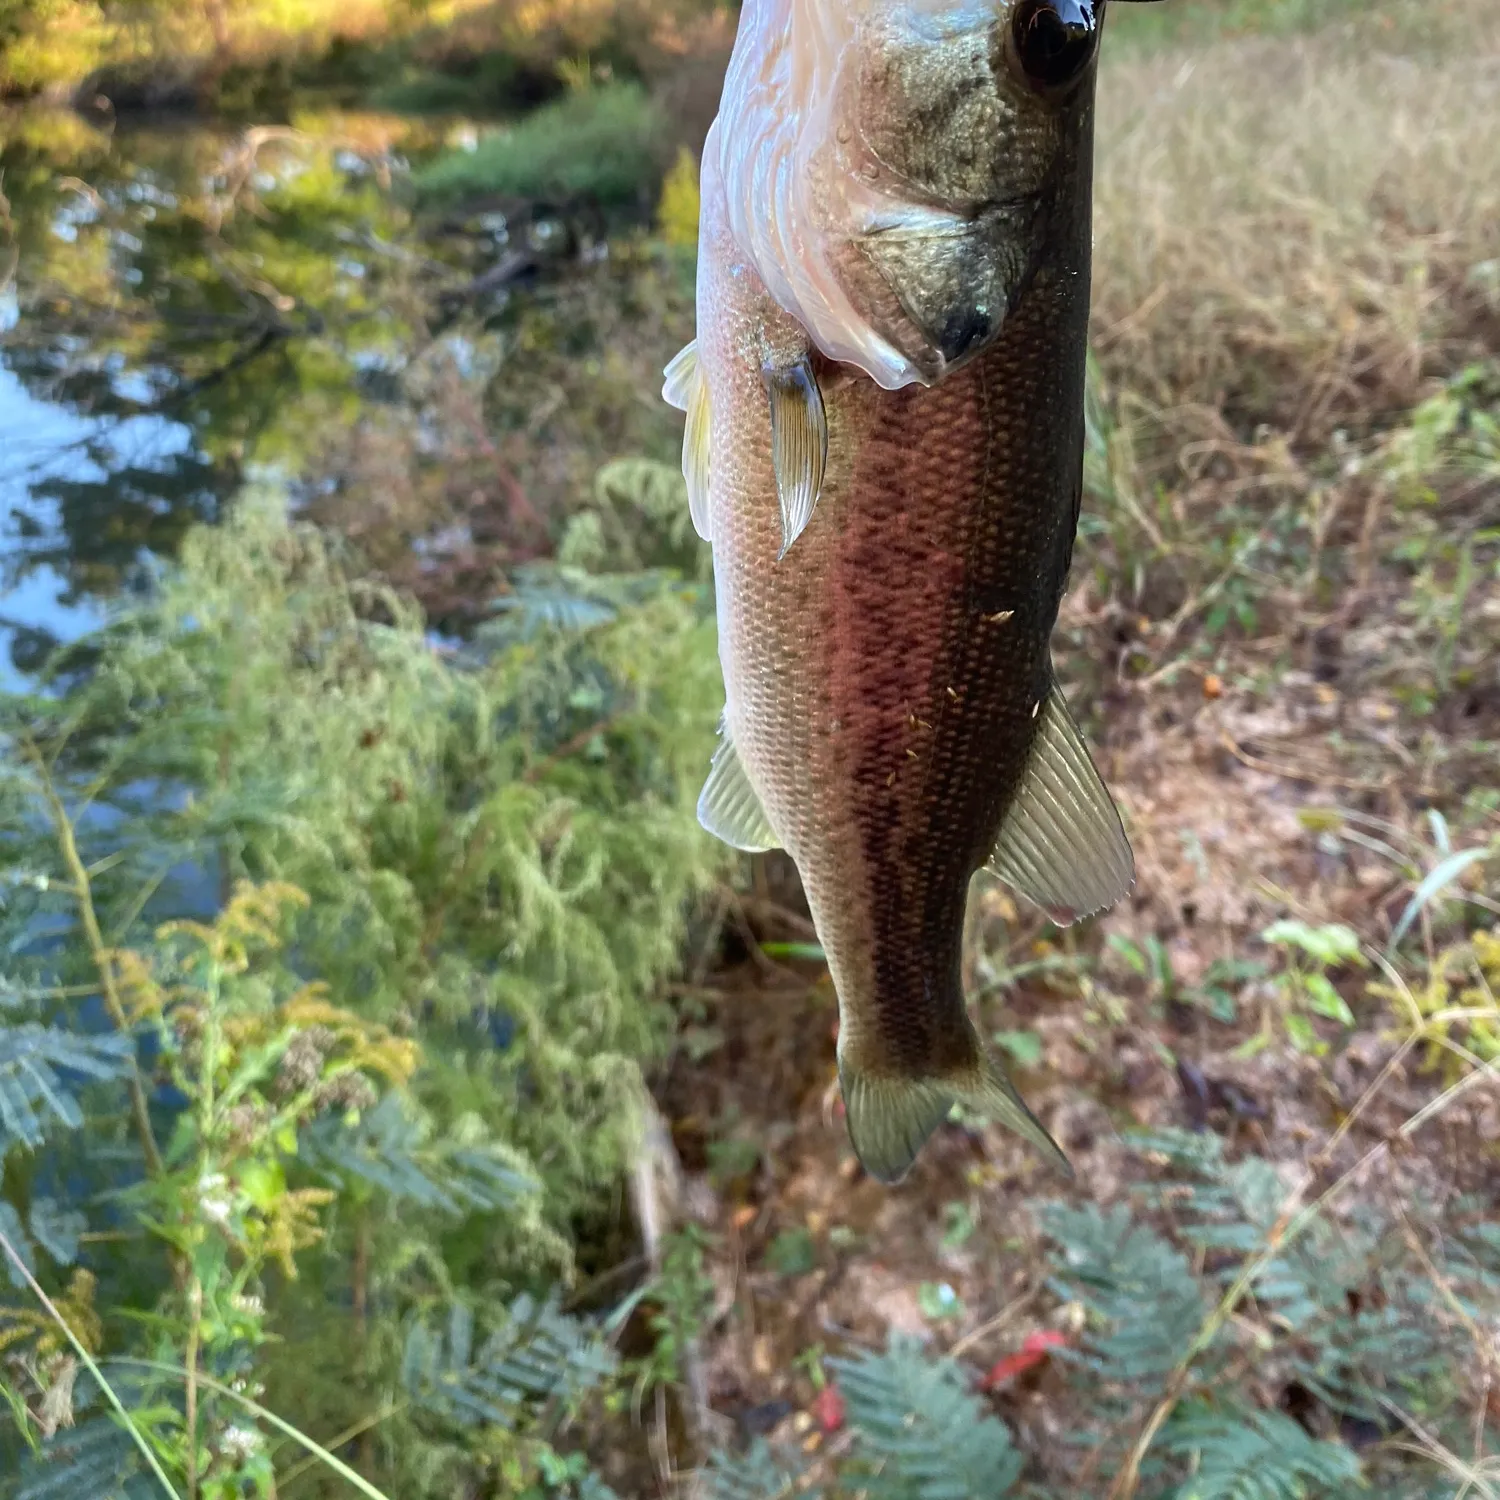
left=812, top=1384, right=846, bottom=1433
left=1022, top=1329, right=1067, bottom=1355
left=980, top=1329, right=1067, bottom=1391
left=980, top=1351, right=1043, bottom=1389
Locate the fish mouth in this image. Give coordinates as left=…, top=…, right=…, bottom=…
left=855, top=195, right=1044, bottom=382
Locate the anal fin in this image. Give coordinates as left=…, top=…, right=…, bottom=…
left=663, top=341, right=712, bottom=542
left=763, top=356, right=827, bottom=559
left=987, top=685, right=1135, bottom=925
left=697, top=719, right=779, bottom=852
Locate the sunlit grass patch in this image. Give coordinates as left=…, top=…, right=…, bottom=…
left=413, top=83, right=668, bottom=208
left=1105, top=0, right=1486, bottom=52
left=1093, top=0, right=1500, bottom=435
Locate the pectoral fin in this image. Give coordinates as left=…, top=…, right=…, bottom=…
left=763, top=357, right=827, bottom=559
left=663, top=341, right=713, bottom=542
left=661, top=340, right=697, bottom=412
left=697, top=719, right=779, bottom=852
left=987, top=686, right=1135, bottom=925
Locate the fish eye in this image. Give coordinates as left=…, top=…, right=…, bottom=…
left=1007, top=0, right=1102, bottom=92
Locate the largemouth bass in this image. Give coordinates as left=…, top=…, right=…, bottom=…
left=666, top=0, right=1136, bottom=1183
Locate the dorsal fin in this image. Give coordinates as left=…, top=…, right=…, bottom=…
left=987, top=685, right=1134, bottom=926
left=697, top=719, right=779, bottom=852
left=763, top=356, right=827, bottom=559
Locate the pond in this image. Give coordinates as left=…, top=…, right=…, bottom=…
left=0, top=104, right=654, bottom=685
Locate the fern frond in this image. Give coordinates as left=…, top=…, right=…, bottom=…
left=14, top=1417, right=137, bottom=1500
left=593, top=458, right=688, bottom=527
left=482, top=567, right=620, bottom=643
left=302, top=1094, right=535, bottom=1213
left=27, top=1199, right=85, bottom=1268
left=489, top=1294, right=618, bottom=1409
left=0, top=1027, right=135, bottom=1154
left=829, top=1335, right=1023, bottom=1499
left=695, top=1437, right=820, bottom=1500
left=1450, top=1213, right=1500, bottom=1304
left=1038, top=1201, right=1207, bottom=1388
left=0, top=1202, right=34, bottom=1290
left=401, top=1294, right=617, bottom=1432
left=1288, top=1298, right=1452, bottom=1424
left=1162, top=1401, right=1361, bottom=1499
left=1127, top=1129, right=1282, bottom=1258
left=582, top=458, right=711, bottom=578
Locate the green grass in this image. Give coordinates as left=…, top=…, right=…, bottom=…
left=413, top=83, right=668, bottom=208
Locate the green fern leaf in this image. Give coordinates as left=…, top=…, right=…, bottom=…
left=483, top=566, right=620, bottom=642
left=0, top=1201, right=33, bottom=1289
left=402, top=1293, right=617, bottom=1432
left=482, top=1294, right=618, bottom=1410
left=1038, top=1201, right=1207, bottom=1387
left=303, top=1094, right=535, bottom=1213
left=28, top=1197, right=85, bottom=1266
left=830, top=1335, right=1023, bottom=1499
left=0, top=1026, right=135, bottom=1154
left=15, top=1417, right=137, bottom=1500
left=696, top=1437, right=820, bottom=1500
left=1162, top=1401, right=1361, bottom=1499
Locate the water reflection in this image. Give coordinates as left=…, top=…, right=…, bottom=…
left=0, top=107, right=467, bottom=674
left=1, top=101, right=696, bottom=676
left=0, top=362, right=103, bottom=683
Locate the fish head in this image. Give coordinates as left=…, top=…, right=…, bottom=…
left=713, top=0, right=1114, bottom=388
left=845, top=0, right=1105, bottom=380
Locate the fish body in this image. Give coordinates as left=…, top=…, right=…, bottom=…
left=668, top=0, right=1134, bottom=1182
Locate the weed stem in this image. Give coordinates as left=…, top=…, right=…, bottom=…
left=25, top=738, right=165, bottom=1178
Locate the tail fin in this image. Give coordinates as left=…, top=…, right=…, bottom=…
left=839, top=1045, right=1072, bottom=1186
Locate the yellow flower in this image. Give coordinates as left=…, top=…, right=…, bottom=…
left=657, top=148, right=700, bottom=251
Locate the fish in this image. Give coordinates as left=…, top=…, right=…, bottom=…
left=665, top=0, right=1139, bottom=1184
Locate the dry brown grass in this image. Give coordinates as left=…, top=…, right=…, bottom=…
left=1093, top=2, right=1500, bottom=440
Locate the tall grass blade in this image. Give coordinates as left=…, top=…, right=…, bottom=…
left=108, top=1359, right=396, bottom=1500
left=0, top=1229, right=181, bottom=1500
left=1387, top=848, right=1491, bottom=953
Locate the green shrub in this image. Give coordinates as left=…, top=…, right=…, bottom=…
left=0, top=477, right=725, bottom=1497
left=414, top=84, right=668, bottom=208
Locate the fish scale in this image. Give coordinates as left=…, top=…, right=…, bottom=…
left=673, top=0, right=1138, bottom=1183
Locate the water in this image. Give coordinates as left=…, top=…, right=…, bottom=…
left=0, top=355, right=114, bottom=683
left=0, top=107, right=582, bottom=1129
left=0, top=106, right=533, bottom=681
